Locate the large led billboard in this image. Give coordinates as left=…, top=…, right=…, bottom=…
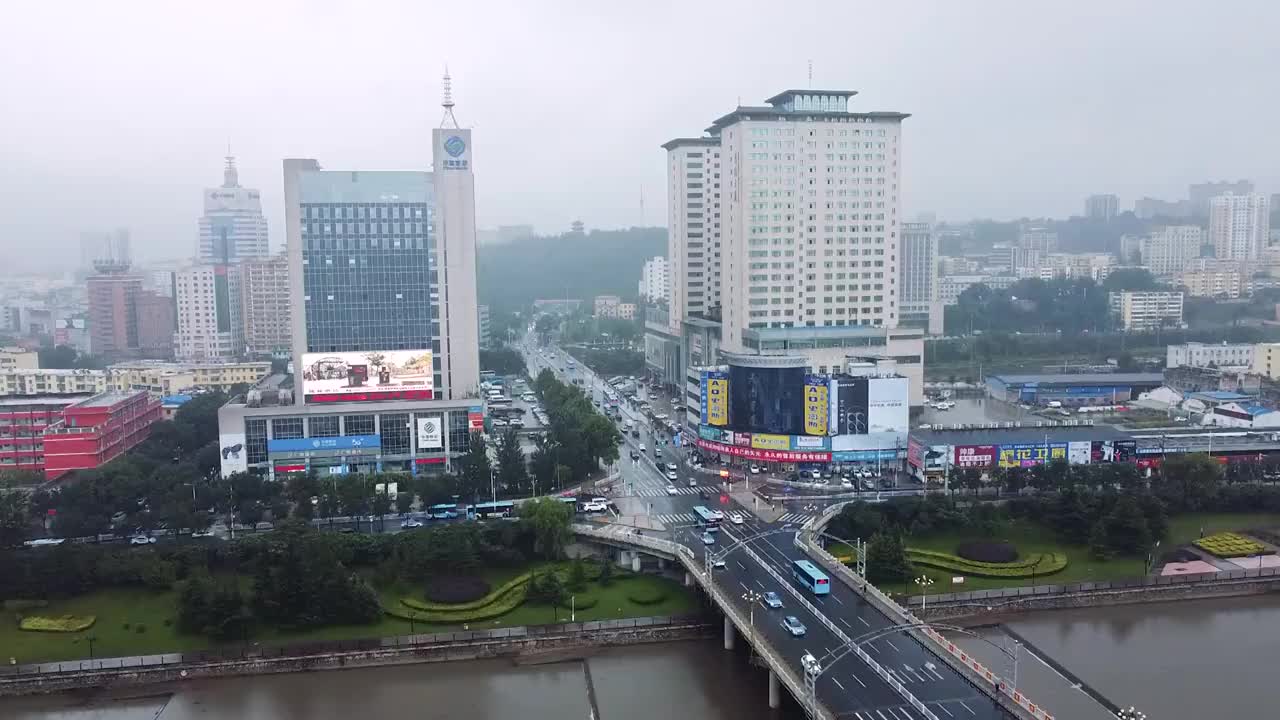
left=728, top=364, right=804, bottom=436
left=302, top=350, right=434, bottom=403
left=700, top=371, right=729, bottom=426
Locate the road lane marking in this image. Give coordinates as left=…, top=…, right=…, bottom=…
left=934, top=702, right=955, bottom=717
left=885, top=639, right=901, bottom=652
left=858, top=616, right=871, bottom=627
left=875, top=710, right=891, bottom=720
left=849, top=671, right=867, bottom=688
left=830, top=593, right=844, bottom=605
left=755, top=578, right=765, bottom=588
left=924, top=665, right=945, bottom=681
left=864, top=641, right=877, bottom=653
left=854, top=713, right=868, bottom=720
left=736, top=560, right=746, bottom=570
left=958, top=700, right=976, bottom=716
left=832, top=677, right=845, bottom=691
left=840, top=617, right=853, bottom=628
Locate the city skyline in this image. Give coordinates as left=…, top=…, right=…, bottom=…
left=4, top=1, right=1280, bottom=270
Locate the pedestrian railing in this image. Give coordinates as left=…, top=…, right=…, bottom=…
left=0, top=615, right=708, bottom=680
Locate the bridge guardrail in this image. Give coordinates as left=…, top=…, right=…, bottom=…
left=574, top=524, right=833, bottom=720
left=800, top=536, right=1055, bottom=720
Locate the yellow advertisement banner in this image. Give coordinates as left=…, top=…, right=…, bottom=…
left=751, top=433, right=789, bottom=450
left=804, top=382, right=829, bottom=436
left=706, top=376, right=729, bottom=426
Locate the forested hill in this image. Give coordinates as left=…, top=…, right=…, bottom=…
left=478, top=227, right=665, bottom=311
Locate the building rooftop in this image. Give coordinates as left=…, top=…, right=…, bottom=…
left=0, top=368, right=104, bottom=377
left=1189, top=390, right=1253, bottom=401
left=67, top=390, right=143, bottom=409
left=0, top=395, right=90, bottom=408
left=987, top=373, right=1164, bottom=386
left=764, top=89, right=859, bottom=105
left=912, top=425, right=1134, bottom=446
left=298, top=170, right=431, bottom=204
left=660, top=137, right=720, bottom=150
left=109, top=359, right=271, bottom=371
left=707, top=107, right=910, bottom=131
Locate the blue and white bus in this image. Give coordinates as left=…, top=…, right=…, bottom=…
left=791, top=559, right=831, bottom=595
left=470, top=501, right=516, bottom=519
left=428, top=503, right=460, bottom=520
left=693, top=505, right=720, bottom=528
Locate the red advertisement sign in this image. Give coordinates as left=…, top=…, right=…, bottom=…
left=953, top=445, right=997, bottom=468
left=695, top=438, right=830, bottom=463
left=907, top=438, right=924, bottom=468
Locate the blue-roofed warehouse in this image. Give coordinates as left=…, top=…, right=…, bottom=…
left=986, top=373, right=1165, bottom=406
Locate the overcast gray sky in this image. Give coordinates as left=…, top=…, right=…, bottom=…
left=3, top=0, right=1278, bottom=269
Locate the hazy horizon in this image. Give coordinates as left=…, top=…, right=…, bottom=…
left=4, top=0, right=1278, bottom=271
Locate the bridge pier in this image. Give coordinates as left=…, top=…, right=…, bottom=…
left=684, top=571, right=693, bottom=587
left=768, top=669, right=780, bottom=709
left=723, top=615, right=735, bottom=651
left=631, top=553, right=641, bottom=572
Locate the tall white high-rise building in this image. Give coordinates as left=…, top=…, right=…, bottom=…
left=1139, top=225, right=1204, bottom=275
left=661, top=138, right=721, bottom=330
left=900, top=222, right=940, bottom=332
left=174, top=265, right=238, bottom=362
left=1085, top=194, right=1118, bottom=220
left=650, top=89, right=925, bottom=406
left=638, top=256, right=669, bottom=302
left=238, top=253, right=291, bottom=358
left=198, top=156, right=270, bottom=264
left=1210, top=193, right=1270, bottom=261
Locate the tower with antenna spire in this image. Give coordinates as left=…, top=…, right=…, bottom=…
left=440, top=68, right=459, bottom=129
left=198, top=154, right=269, bottom=264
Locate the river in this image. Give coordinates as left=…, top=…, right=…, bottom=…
left=0, top=642, right=801, bottom=720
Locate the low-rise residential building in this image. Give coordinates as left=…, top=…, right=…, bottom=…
left=1167, top=342, right=1254, bottom=369
left=0, top=369, right=109, bottom=397
left=1036, top=252, right=1115, bottom=281
left=593, top=295, right=622, bottom=317
left=107, top=360, right=272, bottom=396
left=1251, top=343, right=1280, bottom=380
left=41, top=390, right=162, bottom=480
left=937, top=274, right=1018, bottom=306
left=0, top=348, right=38, bottom=370
left=1179, top=259, right=1249, bottom=298
left=1108, top=290, right=1185, bottom=331
left=0, top=396, right=86, bottom=475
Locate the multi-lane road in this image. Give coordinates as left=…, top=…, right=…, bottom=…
left=521, top=340, right=1011, bottom=720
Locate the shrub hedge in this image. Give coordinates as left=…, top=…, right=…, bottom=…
left=404, top=571, right=535, bottom=612
left=19, top=615, right=97, bottom=633
left=955, top=541, right=1019, bottom=564
left=423, top=576, right=492, bottom=604
left=387, top=584, right=529, bottom=624
left=1194, top=532, right=1268, bottom=559
left=625, top=586, right=668, bottom=605
left=906, top=549, right=1068, bottom=578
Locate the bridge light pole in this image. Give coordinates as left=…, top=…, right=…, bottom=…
left=913, top=574, right=935, bottom=613
left=741, top=589, right=762, bottom=643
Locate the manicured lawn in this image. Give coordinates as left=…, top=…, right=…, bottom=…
left=1, top=569, right=700, bottom=664
left=897, top=512, right=1280, bottom=595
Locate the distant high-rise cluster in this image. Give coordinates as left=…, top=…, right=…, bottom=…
left=1210, top=192, right=1271, bottom=261
left=1084, top=194, right=1118, bottom=221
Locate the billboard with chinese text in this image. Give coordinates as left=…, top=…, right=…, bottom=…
left=695, top=438, right=830, bottom=463
left=700, top=371, right=729, bottom=426
left=952, top=445, right=997, bottom=469
left=803, top=374, right=830, bottom=435
left=302, top=350, right=433, bottom=403
left=997, top=443, right=1068, bottom=468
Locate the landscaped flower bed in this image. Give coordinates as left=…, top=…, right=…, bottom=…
left=19, top=615, right=96, bottom=633
left=1193, top=532, right=1269, bottom=558
left=905, top=549, right=1068, bottom=578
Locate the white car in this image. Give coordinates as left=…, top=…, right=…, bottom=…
left=666, top=470, right=678, bottom=481
left=729, top=513, right=744, bottom=525
left=582, top=501, right=608, bottom=513
left=665, top=484, right=679, bottom=495
left=749, top=464, right=761, bottom=474
left=688, top=478, right=697, bottom=487
left=191, top=529, right=216, bottom=538
left=840, top=477, right=853, bottom=488
left=130, top=535, right=156, bottom=545
left=400, top=518, right=424, bottom=529
left=639, top=444, right=647, bottom=452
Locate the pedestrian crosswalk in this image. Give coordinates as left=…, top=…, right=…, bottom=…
left=654, top=512, right=696, bottom=525
left=777, top=512, right=815, bottom=524
left=631, top=485, right=719, bottom=497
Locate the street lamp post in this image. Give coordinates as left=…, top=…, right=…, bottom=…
left=741, top=589, right=762, bottom=643
left=914, top=574, right=935, bottom=612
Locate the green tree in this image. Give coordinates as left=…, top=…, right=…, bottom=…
left=529, top=435, right=559, bottom=494
left=371, top=485, right=394, bottom=530
left=521, top=496, right=573, bottom=560
left=495, top=428, right=530, bottom=497
left=0, top=484, right=30, bottom=547
left=395, top=492, right=414, bottom=515
left=458, top=432, right=492, bottom=502
left=865, top=531, right=911, bottom=585
left=1088, top=519, right=1113, bottom=560
left=1159, top=453, right=1222, bottom=511
left=567, top=556, right=588, bottom=592
left=598, top=557, right=614, bottom=586
left=1103, top=494, right=1152, bottom=555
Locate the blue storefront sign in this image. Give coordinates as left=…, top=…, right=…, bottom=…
left=268, top=434, right=382, bottom=455
left=831, top=449, right=900, bottom=463
left=698, top=425, right=724, bottom=442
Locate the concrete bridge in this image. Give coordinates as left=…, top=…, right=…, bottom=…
left=574, top=514, right=1061, bottom=720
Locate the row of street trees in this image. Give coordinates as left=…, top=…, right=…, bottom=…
left=532, top=369, right=620, bottom=486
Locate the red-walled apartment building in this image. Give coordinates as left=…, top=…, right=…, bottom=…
left=41, top=391, right=162, bottom=480
left=0, top=397, right=81, bottom=475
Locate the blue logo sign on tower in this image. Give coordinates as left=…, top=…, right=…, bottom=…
left=444, top=136, right=466, bottom=157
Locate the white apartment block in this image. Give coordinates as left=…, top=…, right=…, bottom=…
left=1085, top=194, right=1118, bottom=220
left=638, top=256, right=669, bottom=303
left=937, top=274, right=1018, bottom=306
left=1140, top=225, right=1204, bottom=275
left=1167, top=342, right=1253, bottom=369
left=1251, top=344, right=1280, bottom=381
left=1179, top=258, right=1249, bottom=298
left=713, top=90, right=906, bottom=352
left=1036, top=252, right=1114, bottom=281
left=661, top=138, right=721, bottom=329
left=238, top=253, right=291, bottom=357
left=901, top=222, right=941, bottom=333
left=1018, top=226, right=1058, bottom=253
left=1109, top=290, right=1184, bottom=331
left=1210, top=193, right=1270, bottom=261
left=174, top=266, right=238, bottom=362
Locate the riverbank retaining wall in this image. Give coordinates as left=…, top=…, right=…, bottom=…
left=913, top=573, right=1280, bottom=622
left=0, top=616, right=714, bottom=698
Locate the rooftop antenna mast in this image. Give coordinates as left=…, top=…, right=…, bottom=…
left=440, top=67, right=459, bottom=128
